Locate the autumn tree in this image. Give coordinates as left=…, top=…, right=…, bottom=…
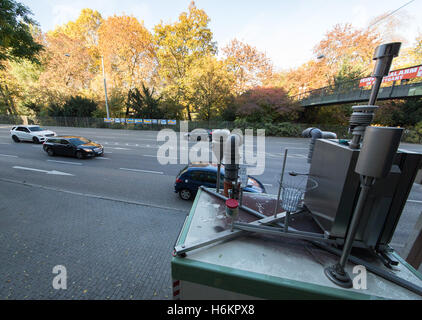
left=154, top=1, right=217, bottom=120
left=235, top=87, right=301, bottom=123
left=222, top=39, right=273, bottom=95
left=313, top=23, right=381, bottom=85
left=56, top=8, right=103, bottom=48
left=185, top=55, right=234, bottom=122
left=38, top=32, right=95, bottom=102
left=98, top=15, right=155, bottom=94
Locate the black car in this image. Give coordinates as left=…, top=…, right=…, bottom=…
left=43, top=136, right=104, bottom=159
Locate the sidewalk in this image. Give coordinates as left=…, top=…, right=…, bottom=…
left=0, top=180, right=186, bottom=300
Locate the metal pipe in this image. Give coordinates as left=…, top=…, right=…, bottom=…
left=368, top=76, right=383, bottom=106
left=338, top=176, right=374, bottom=268
left=274, top=149, right=288, bottom=218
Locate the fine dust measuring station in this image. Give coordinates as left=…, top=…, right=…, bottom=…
left=171, top=43, right=422, bottom=300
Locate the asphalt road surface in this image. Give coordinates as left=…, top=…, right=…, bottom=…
left=1, top=124, right=421, bottom=298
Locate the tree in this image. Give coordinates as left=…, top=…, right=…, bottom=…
left=98, top=15, right=155, bottom=93
left=48, top=96, right=97, bottom=117
left=55, top=8, right=103, bottom=48
left=185, top=55, right=234, bottom=122
left=313, top=23, right=381, bottom=85
left=126, top=84, right=162, bottom=119
left=235, top=87, right=301, bottom=123
left=0, top=0, right=43, bottom=69
left=154, top=1, right=217, bottom=120
left=38, top=32, right=95, bottom=102
left=222, top=39, right=273, bottom=94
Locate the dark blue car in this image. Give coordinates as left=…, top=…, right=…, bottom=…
left=174, top=163, right=266, bottom=200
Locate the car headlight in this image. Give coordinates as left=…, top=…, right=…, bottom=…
left=82, top=148, right=93, bottom=152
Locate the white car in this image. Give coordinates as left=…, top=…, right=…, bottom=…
left=10, top=125, right=57, bottom=144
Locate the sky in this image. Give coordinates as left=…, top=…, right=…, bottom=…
left=20, top=0, right=422, bottom=71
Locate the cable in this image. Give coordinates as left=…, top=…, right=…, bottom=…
left=367, top=0, right=416, bottom=30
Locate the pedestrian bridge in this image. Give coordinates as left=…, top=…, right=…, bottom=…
left=297, top=80, right=422, bottom=107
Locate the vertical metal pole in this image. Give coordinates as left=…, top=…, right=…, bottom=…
left=216, top=136, right=223, bottom=194
left=102, top=56, right=110, bottom=119
left=284, top=211, right=290, bottom=232
left=274, top=149, right=288, bottom=218
left=338, top=176, right=374, bottom=268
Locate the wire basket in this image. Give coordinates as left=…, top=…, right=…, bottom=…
left=281, top=176, right=318, bottom=212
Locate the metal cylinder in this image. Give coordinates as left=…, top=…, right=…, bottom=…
left=355, top=126, right=403, bottom=178
left=223, top=134, right=242, bottom=197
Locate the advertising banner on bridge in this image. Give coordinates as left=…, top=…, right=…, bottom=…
left=135, top=119, right=143, bottom=124
left=104, top=118, right=114, bottom=123
left=359, top=65, right=422, bottom=87
left=168, top=120, right=177, bottom=125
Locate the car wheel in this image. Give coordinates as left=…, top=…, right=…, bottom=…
left=32, top=136, right=40, bottom=144
left=179, top=189, right=192, bottom=201
left=12, top=135, right=20, bottom=143
left=47, top=148, right=54, bottom=157
left=76, top=151, right=84, bottom=159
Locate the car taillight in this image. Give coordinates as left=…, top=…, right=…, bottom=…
left=176, top=178, right=182, bottom=183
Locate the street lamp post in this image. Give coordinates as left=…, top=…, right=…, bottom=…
left=64, top=53, right=110, bottom=118
left=101, top=56, right=110, bottom=119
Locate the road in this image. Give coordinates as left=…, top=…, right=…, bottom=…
left=1, top=124, right=421, bottom=298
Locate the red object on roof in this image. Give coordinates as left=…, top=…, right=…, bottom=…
left=226, top=199, right=239, bottom=209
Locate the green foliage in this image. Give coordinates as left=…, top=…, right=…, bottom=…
left=303, top=104, right=352, bottom=126
left=0, top=0, right=43, bottom=68
left=404, top=122, right=422, bottom=144
left=374, top=98, right=422, bottom=127
left=126, top=84, right=163, bottom=119
left=47, top=96, right=97, bottom=117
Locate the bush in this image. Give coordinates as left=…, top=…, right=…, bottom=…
left=403, top=122, right=422, bottom=144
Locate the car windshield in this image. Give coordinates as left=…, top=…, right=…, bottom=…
left=69, top=138, right=90, bottom=146
left=29, top=126, right=44, bottom=132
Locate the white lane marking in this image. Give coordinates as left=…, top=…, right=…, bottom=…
left=47, top=160, right=83, bottom=166
left=95, top=157, right=110, bottom=160
left=407, top=199, right=422, bottom=204
left=0, top=142, right=11, bottom=145
left=263, top=183, right=273, bottom=187
left=119, top=168, right=164, bottom=175
left=13, top=166, right=74, bottom=176
left=143, top=154, right=180, bottom=161
left=0, top=154, right=18, bottom=158
left=107, top=147, right=132, bottom=150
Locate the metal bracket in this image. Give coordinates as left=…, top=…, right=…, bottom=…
left=174, top=213, right=286, bottom=256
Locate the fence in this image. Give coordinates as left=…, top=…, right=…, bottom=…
left=0, top=114, right=420, bottom=143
